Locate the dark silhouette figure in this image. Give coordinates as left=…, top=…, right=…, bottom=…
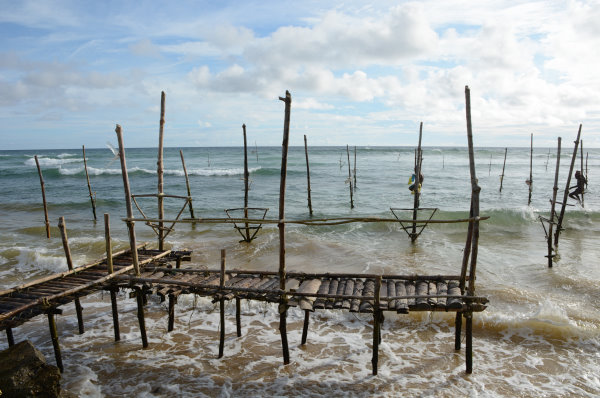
left=568, top=170, right=587, bottom=203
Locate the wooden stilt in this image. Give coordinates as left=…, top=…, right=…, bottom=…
left=411, top=122, right=423, bottom=242
left=555, top=124, right=582, bottom=246
left=465, top=313, right=473, bottom=374
left=454, top=312, right=462, bottom=350
left=528, top=133, right=533, bottom=206
left=34, top=155, right=51, bottom=239
left=115, top=124, right=141, bottom=276
left=547, top=138, right=561, bottom=268
left=168, top=294, right=176, bottom=332
left=346, top=144, right=354, bottom=209
left=236, top=297, right=241, bottom=337
left=243, top=124, right=251, bottom=241
left=57, top=217, right=84, bottom=335
left=135, top=288, right=148, bottom=348
left=47, top=312, right=63, bottom=372
left=580, top=139, right=585, bottom=207
left=301, top=309, right=310, bottom=345
left=6, top=327, right=14, bottom=346
left=110, top=288, right=120, bottom=341
left=278, top=90, right=292, bottom=365
left=219, top=249, right=226, bottom=357
left=372, top=276, right=382, bottom=375
left=157, top=91, right=166, bottom=251
left=353, top=146, right=357, bottom=189
left=104, top=214, right=114, bottom=274
left=499, top=148, right=507, bottom=192
left=304, top=135, right=313, bottom=216
left=179, top=150, right=195, bottom=219
left=82, top=145, right=97, bottom=221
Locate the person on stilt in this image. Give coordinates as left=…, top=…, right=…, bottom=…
left=409, top=173, right=423, bottom=193
left=568, top=170, right=587, bottom=203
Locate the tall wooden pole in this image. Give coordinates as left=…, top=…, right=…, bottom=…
left=47, top=312, right=63, bottom=372
left=179, top=150, right=195, bottom=219
left=354, top=146, right=357, bottom=189
left=304, top=135, right=313, bottom=215
left=82, top=145, right=97, bottom=221
left=554, top=124, right=582, bottom=246
left=346, top=145, right=354, bottom=209
left=278, top=90, right=291, bottom=365
left=547, top=138, right=561, bottom=268
left=411, top=122, right=423, bottom=242
left=243, top=124, right=250, bottom=240
left=580, top=139, right=584, bottom=207
left=528, top=133, right=533, bottom=206
left=104, top=213, right=120, bottom=341
left=157, top=91, right=166, bottom=250
left=115, top=124, right=140, bottom=276
left=218, top=249, right=226, bottom=358
left=499, top=148, right=507, bottom=192
left=57, top=217, right=84, bottom=335
left=34, top=156, right=51, bottom=238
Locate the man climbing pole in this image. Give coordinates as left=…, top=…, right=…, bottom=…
left=568, top=170, right=587, bottom=203
left=409, top=172, right=423, bottom=193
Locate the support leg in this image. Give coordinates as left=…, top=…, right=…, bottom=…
left=454, top=312, right=462, bottom=350
left=372, top=309, right=381, bottom=375
left=301, top=309, right=310, bottom=345
left=6, top=327, right=15, bottom=347
left=135, top=289, right=148, bottom=348
left=235, top=297, right=241, bottom=337
left=465, top=313, right=473, bottom=374
left=218, top=298, right=225, bottom=358
left=47, top=312, right=63, bottom=372
left=279, top=302, right=290, bottom=365
left=110, top=289, right=120, bottom=341
left=168, top=294, right=176, bottom=332
left=74, top=298, right=84, bottom=334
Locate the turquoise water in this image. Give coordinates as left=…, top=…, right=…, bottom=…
left=0, top=143, right=599, bottom=397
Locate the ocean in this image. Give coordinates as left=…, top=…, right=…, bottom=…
left=0, top=142, right=599, bottom=397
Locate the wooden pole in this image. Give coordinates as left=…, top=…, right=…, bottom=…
left=105, top=213, right=120, bottom=340
left=218, top=249, right=226, bottom=358
left=157, top=91, right=166, bottom=251
left=528, top=133, right=533, bottom=206
left=554, top=124, right=582, bottom=246
left=168, top=294, right=176, bottom=332
left=47, top=312, right=63, bottom=372
left=179, top=150, right=195, bottom=219
left=304, top=135, right=313, bottom=216
left=6, top=328, right=14, bottom=347
left=278, top=90, right=292, bottom=365
left=236, top=297, right=242, bottom=337
left=135, top=288, right=148, bottom=348
left=488, top=153, right=492, bottom=176
left=115, top=124, right=141, bottom=276
left=34, top=155, right=51, bottom=238
left=499, top=148, right=507, bottom=192
left=411, top=122, right=423, bottom=242
left=243, top=124, right=250, bottom=241
left=354, top=146, right=357, bottom=189
left=547, top=138, right=561, bottom=268
left=82, top=145, right=97, bottom=221
left=346, top=145, right=354, bottom=209
left=545, top=148, right=550, bottom=171
left=372, top=276, right=382, bottom=375
left=110, top=288, right=120, bottom=341
left=57, top=217, right=85, bottom=335
left=301, top=309, right=310, bottom=345
left=580, top=139, right=584, bottom=207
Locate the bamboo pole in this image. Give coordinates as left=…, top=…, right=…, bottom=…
left=499, top=148, right=507, bottom=192
left=346, top=145, right=354, bottom=209
left=219, top=249, right=225, bottom=358
left=105, top=213, right=120, bottom=340
left=304, top=135, right=313, bottom=215
left=157, top=91, right=166, bottom=251
left=278, top=90, right=291, bottom=365
left=354, top=146, right=357, bottom=189
left=57, top=217, right=84, bottom=335
left=547, top=138, right=561, bottom=268
left=110, top=288, right=120, bottom=341
left=554, top=124, right=582, bottom=246
left=82, top=145, right=97, bottom=221
left=243, top=124, right=250, bottom=241
left=47, top=312, right=63, bottom=372
left=115, top=124, right=141, bottom=276
left=179, top=150, right=195, bottom=219
left=528, top=133, right=533, bottom=206
left=34, top=155, right=51, bottom=239
left=580, top=139, right=584, bottom=207
left=411, top=122, right=423, bottom=242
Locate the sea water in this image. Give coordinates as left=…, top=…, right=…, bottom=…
left=0, top=144, right=599, bottom=397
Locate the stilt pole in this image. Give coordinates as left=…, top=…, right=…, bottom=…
left=218, top=249, right=226, bottom=358
left=6, top=327, right=14, bottom=347
left=555, top=124, right=582, bottom=246
left=354, top=146, right=357, bottom=189
left=104, top=213, right=120, bottom=340
left=243, top=124, right=250, bottom=241
left=580, top=139, right=584, bottom=207
left=301, top=309, right=310, bottom=345
left=346, top=145, right=354, bottom=209
left=411, top=122, right=423, bottom=242
left=547, top=138, right=561, bottom=268
left=57, top=217, right=84, bottom=335
left=236, top=297, right=242, bottom=337
left=115, top=124, right=141, bottom=276
left=34, top=156, right=51, bottom=238
left=135, top=288, right=148, bottom=348
left=304, top=135, right=313, bottom=216
left=179, top=150, right=195, bottom=219
left=47, top=311, right=63, bottom=372
left=168, top=294, right=176, bottom=332
left=528, top=133, right=533, bottom=206
left=499, top=148, right=507, bottom=192
left=278, top=90, right=292, bottom=365
left=82, top=145, right=97, bottom=221
left=372, top=276, right=382, bottom=375
left=157, top=91, right=166, bottom=251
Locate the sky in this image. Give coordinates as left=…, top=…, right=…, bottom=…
left=1, top=0, right=599, bottom=149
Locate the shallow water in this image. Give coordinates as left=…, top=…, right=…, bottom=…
left=0, top=143, right=599, bottom=397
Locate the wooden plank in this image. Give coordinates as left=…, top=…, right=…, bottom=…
left=359, top=279, right=374, bottom=313
left=447, top=280, right=462, bottom=309
left=414, top=281, right=430, bottom=309
left=325, top=279, right=338, bottom=309
left=333, top=279, right=347, bottom=309
left=405, top=281, right=416, bottom=307
left=297, top=279, right=322, bottom=312
left=387, top=280, right=397, bottom=311
left=313, top=279, right=330, bottom=310
left=427, top=281, right=438, bottom=306
left=436, top=281, right=448, bottom=307
left=395, top=281, right=408, bottom=313
left=349, top=279, right=364, bottom=312
left=341, top=279, right=354, bottom=310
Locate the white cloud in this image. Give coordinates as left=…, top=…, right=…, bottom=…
left=130, top=39, right=162, bottom=58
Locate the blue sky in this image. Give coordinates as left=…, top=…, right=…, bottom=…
left=1, top=0, right=599, bottom=149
